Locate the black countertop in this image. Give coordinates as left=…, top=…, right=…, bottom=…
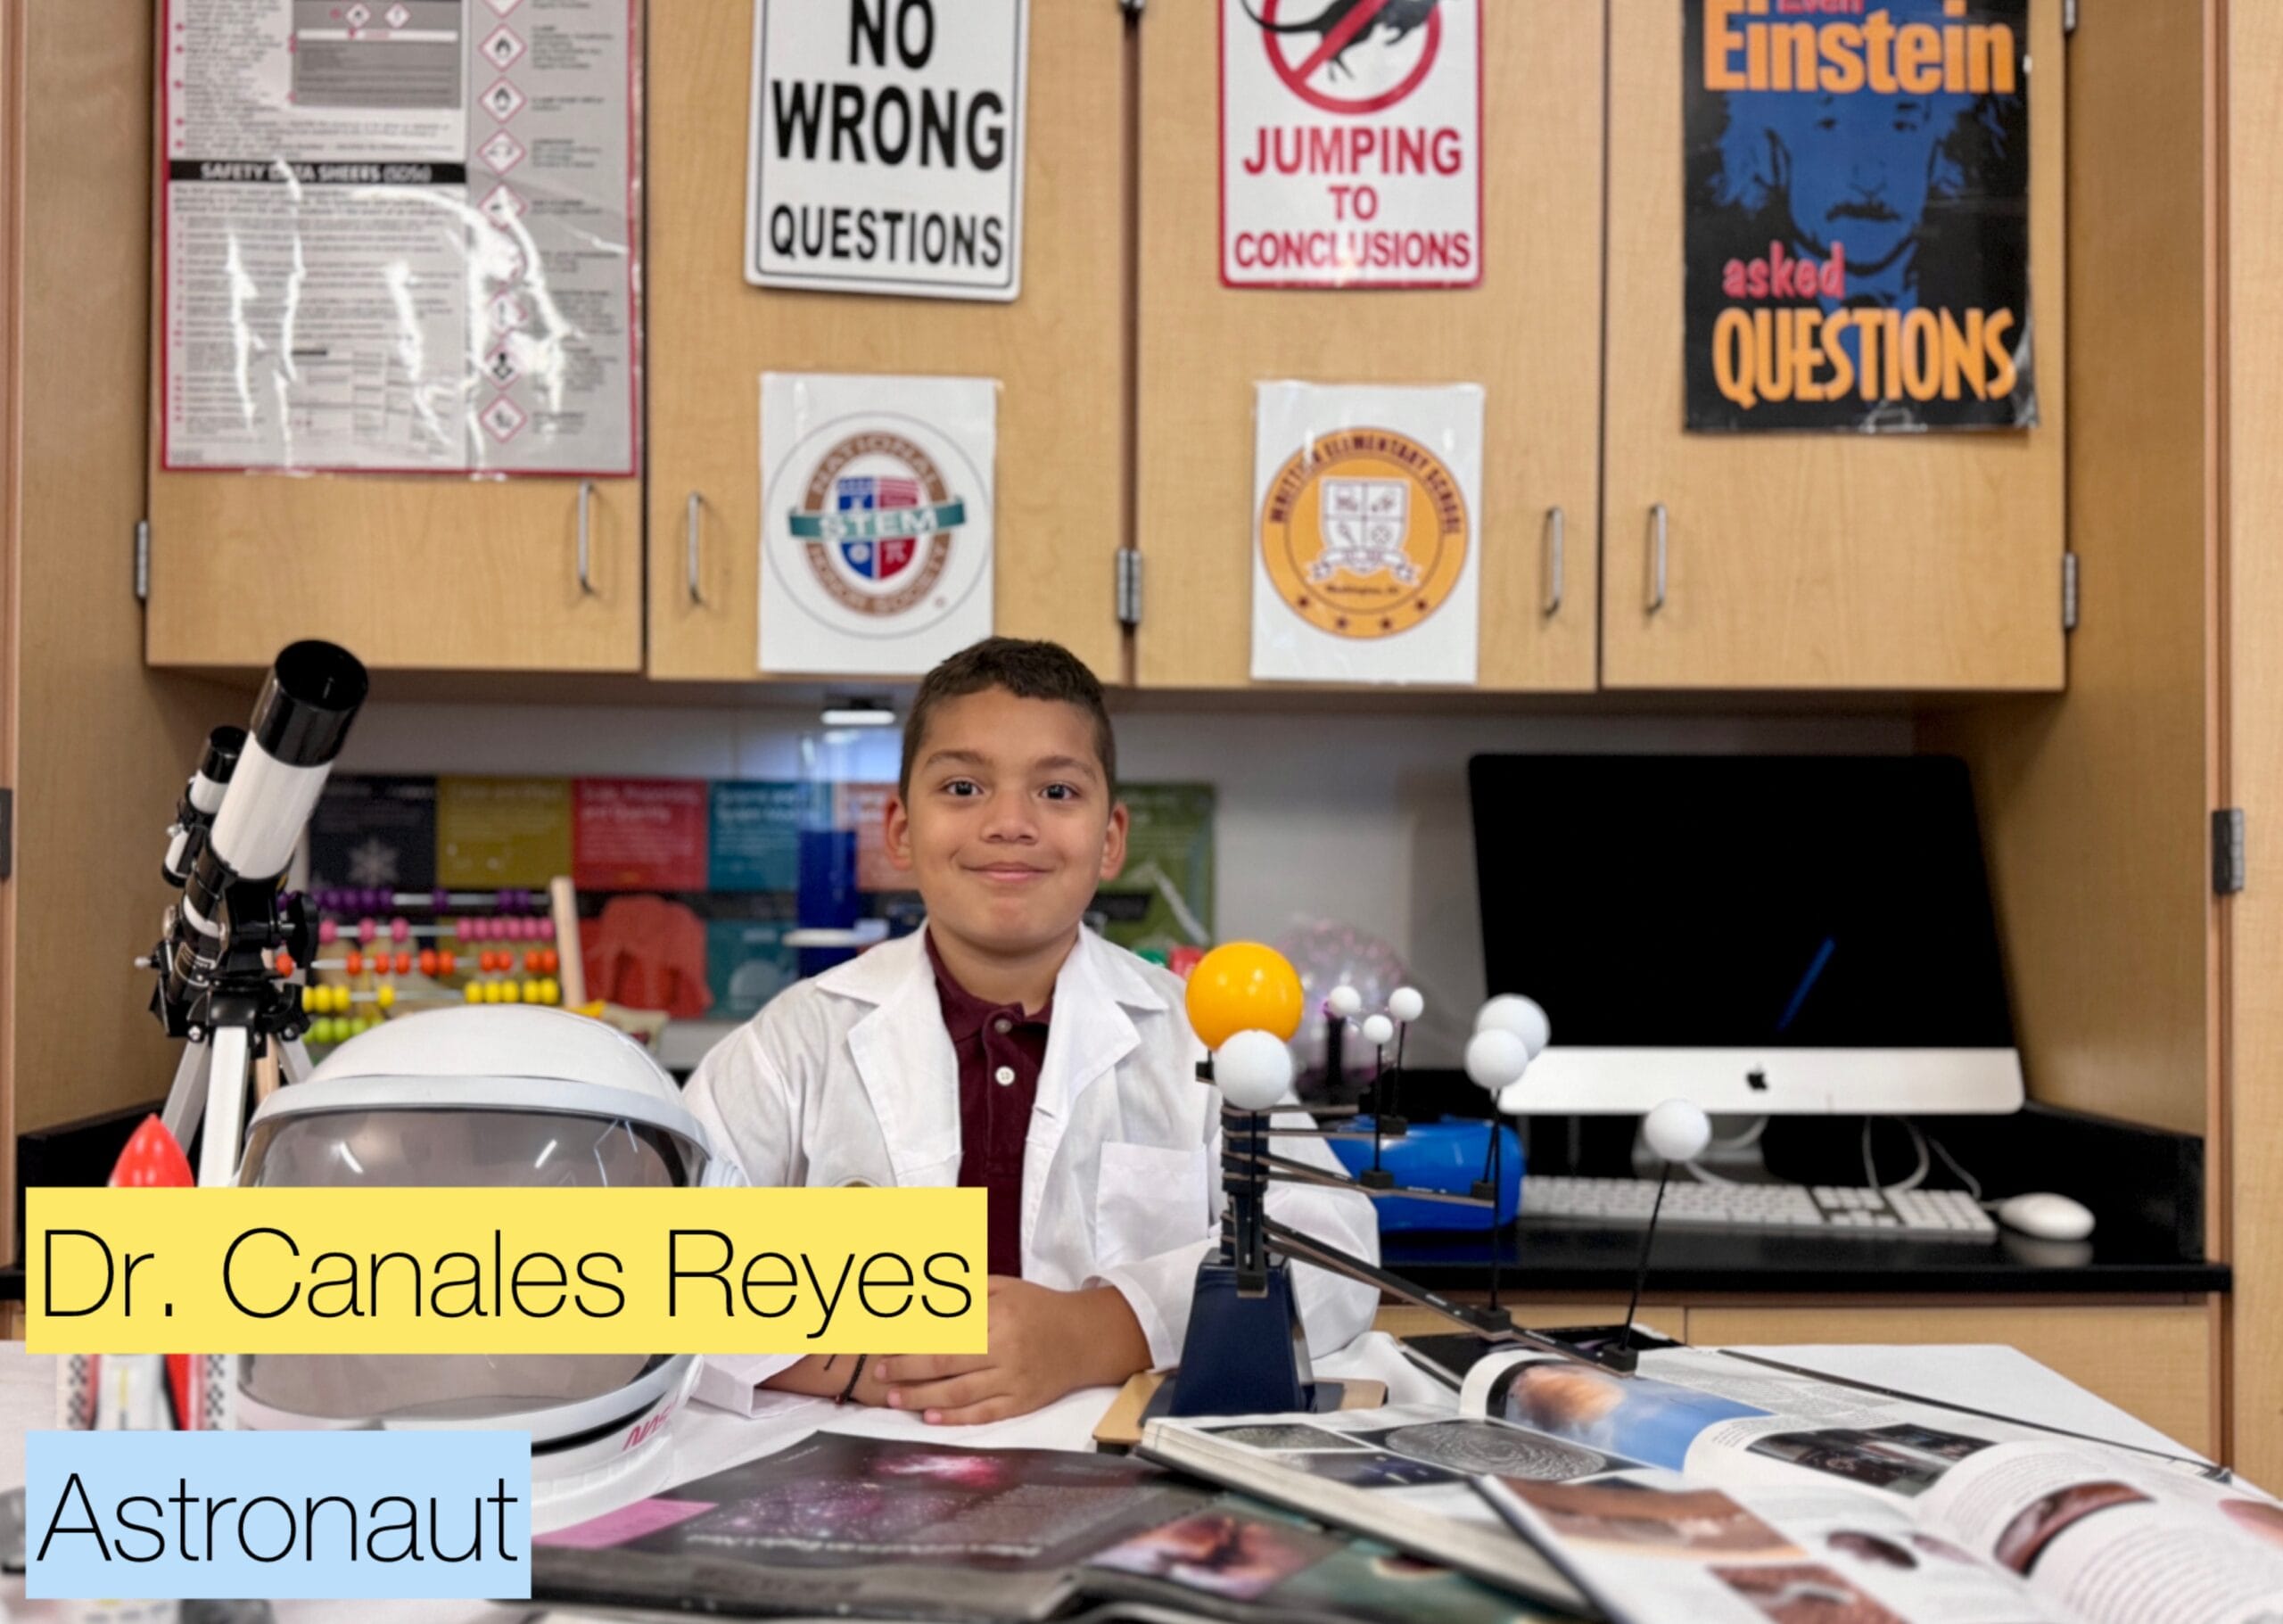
left=1383, top=1217, right=2229, bottom=1297
left=1366, top=1090, right=2226, bottom=1298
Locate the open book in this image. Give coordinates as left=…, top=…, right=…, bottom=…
left=1461, top=1345, right=2283, bottom=1624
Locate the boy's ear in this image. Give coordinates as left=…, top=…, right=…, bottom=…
left=1099, top=801, right=1130, bottom=883
left=883, top=790, right=917, bottom=872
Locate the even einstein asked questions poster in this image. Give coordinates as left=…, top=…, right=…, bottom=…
left=1685, top=0, right=2035, bottom=433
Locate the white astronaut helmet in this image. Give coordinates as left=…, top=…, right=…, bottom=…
left=230, top=1005, right=741, bottom=1524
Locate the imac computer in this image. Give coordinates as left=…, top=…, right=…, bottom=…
left=1469, top=754, right=2023, bottom=1117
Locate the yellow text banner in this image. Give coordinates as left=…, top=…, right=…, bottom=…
left=28, top=1187, right=985, bottom=1356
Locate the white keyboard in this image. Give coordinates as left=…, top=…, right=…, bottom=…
left=1522, top=1176, right=1999, bottom=1241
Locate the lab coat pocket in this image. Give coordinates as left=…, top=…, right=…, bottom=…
left=1094, top=1141, right=1212, bottom=1271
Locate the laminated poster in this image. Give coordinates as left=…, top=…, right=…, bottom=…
left=1685, top=0, right=2035, bottom=432
left=1220, top=0, right=1482, bottom=290
left=161, top=0, right=640, bottom=473
left=1251, top=381, right=1482, bottom=685
left=759, top=372, right=997, bottom=676
left=747, top=0, right=1028, bottom=301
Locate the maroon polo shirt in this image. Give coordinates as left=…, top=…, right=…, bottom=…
left=926, top=931, right=1051, bottom=1278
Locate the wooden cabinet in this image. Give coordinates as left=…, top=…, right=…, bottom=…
left=1132, top=2, right=1603, bottom=692
left=1598, top=0, right=2067, bottom=691
left=145, top=477, right=641, bottom=673
left=646, top=0, right=1125, bottom=684
left=1685, top=1303, right=2214, bottom=1458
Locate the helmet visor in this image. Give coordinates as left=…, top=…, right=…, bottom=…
left=236, top=1105, right=693, bottom=1426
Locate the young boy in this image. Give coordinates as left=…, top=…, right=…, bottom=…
left=684, top=639, right=1379, bottom=1424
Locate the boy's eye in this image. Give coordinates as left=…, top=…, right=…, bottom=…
left=942, top=779, right=981, bottom=797
left=1042, top=783, right=1080, bottom=802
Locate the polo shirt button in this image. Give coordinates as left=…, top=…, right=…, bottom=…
left=993, top=1065, right=1016, bottom=1086
left=993, top=1018, right=1012, bottom=1035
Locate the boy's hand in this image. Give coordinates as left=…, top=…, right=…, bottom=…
left=875, top=1277, right=1151, bottom=1425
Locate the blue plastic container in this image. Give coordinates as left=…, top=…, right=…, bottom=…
left=1326, top=1117, right=1524, bottom=1230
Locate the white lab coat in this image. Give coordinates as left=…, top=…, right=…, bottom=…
left=682, top=926, right=1381, bottom=1373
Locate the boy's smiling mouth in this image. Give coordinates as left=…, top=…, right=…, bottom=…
left=969, top=861, right=1053, bottom=882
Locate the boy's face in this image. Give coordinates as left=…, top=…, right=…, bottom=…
left=886, top=688, right=1128, bottom=956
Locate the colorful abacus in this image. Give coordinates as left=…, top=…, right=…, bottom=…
left=289, top=884, right=573, bottom=1045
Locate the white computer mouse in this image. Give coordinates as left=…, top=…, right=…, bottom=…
left=1995, top=1192, right=2096, bottom=1241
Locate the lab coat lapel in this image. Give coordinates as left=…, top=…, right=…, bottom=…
left=1034, top=929, right=1143, bottom=1128
left=829, top=933, right=962, bottom=1186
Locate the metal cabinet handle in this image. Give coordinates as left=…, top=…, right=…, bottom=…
left=576, top=480, right=598, bottom=597
left=1646, top=503, right=1668, bottom=614
left=685, top=490, right=705, bottom=606
left=1543, top=507, right=1565, bottom=616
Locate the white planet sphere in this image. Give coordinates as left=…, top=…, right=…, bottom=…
left=1387, top=985, right=1425, bottom=1023
left=1326, top=984, right=1364, bottom=1018
left=1463, top=1027, right=1531, bottom=1093
left=1360, top=1013, right=1395, bottom=1047
left=1216, top=1028, right=1295, bottom=1110
left=1644, top=1098, right=1713, bottom=1164
left=1475, top=993, right=1551, bottom=1059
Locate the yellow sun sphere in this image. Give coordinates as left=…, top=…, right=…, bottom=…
left=1184, top=942, right=1306, bottom=1047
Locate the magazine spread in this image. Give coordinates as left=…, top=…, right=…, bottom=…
left=1137, top=1402, right=1597, bottom=1610
left=1461, top=1346, right=2283, bottom=1624
left=534, top=1430, right=1569, bottom=1623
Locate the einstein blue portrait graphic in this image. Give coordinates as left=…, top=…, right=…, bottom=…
left=1685, top=0, right=2034, bottom=433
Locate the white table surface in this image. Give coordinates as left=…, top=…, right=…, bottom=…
left=0, top=1336, right=2200, bottom=1623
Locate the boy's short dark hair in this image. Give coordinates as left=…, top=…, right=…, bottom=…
left=900, top=638, right=1117, bottom=798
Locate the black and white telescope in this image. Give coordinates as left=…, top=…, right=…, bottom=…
left=152, top=639, right=367, bottom=1186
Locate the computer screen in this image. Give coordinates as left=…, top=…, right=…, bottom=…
left=1470, top=755, right=2014, bottom=1051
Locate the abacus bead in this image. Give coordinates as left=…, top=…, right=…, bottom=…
left=465, top=982, right=483, bottom=1004
left=273, top=950, right=295, bottom=977
left=344, top=950, right=363, bottom=976
left=522, top=980, right=540, bottom=1004
left=375, top=985, right=396, bottom=1010
left=395, top=952, right=411, bottom=976
left=390, top=916, right=409, bottom=942
left=317, top=918, right=338, bottom=944
left=301, top=985, right=317, bottom=1012
left=356, top=917, right=375, bottom=944
left=540, top=977, right=559, bottom=1004
left=439, top=950, right=457, bottom=976
left=418, top=949, right=438, bottom=977
left=432, top=887, right=450, bottom=912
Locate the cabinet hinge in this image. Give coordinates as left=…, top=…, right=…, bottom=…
left=0, top=787, right=12, bottom=880
left=2061, top=550, right=2079, bottom=632
left=2064, top=0, right=2078, bottom=35
left=1116, top=547, right=1144, bottom=629
left=134, top=518, right=150, bottom=605
left=2214, top=808, right=2246, bottom=895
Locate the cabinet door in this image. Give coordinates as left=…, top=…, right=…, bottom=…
left=647, top=1, right=1125, bottom=683
left=1601, top=0, right=2065, bottom=690
left=1133, top=2, right=1602, bottom=692
left=1685, top=1304, right=2213, bottom=1459
left=146, top=476, right=641, bottom=672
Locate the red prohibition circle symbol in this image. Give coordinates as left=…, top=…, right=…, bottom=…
left=1259, top=0, right=1444, bottom=117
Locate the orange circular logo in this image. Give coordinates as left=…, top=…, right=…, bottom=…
left=1258, top=428, right=1469, bottom=639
